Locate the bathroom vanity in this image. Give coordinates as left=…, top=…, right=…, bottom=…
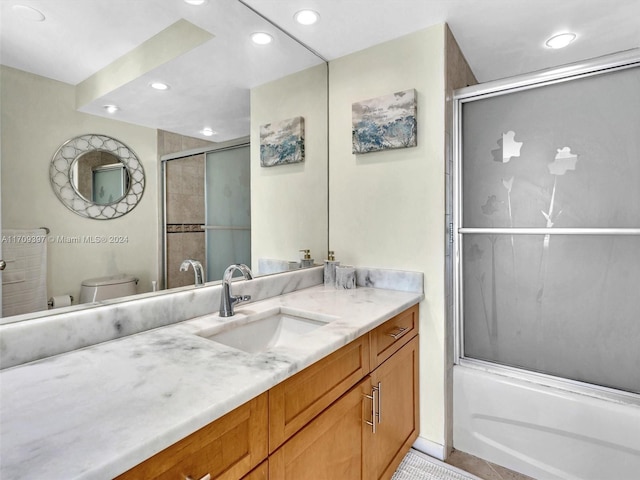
left=0, top=268, right=423, bottom=479
left=118, top=305, right=418, bottom=480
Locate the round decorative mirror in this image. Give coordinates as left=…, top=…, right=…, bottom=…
left=50, top=134, right=145, bottom=219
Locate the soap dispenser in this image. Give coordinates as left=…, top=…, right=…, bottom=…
left=299, top=249, right=314, bottom=268
left=324, top=251, right=340, bottom=286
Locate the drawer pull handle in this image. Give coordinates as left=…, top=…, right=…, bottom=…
left=376, top=381, right=382, bottom=424
left=185, top=475, right=211, bottom=480
left=363, top=387, right=378, bottom=434
left=387, top=326, right=408, bottom=340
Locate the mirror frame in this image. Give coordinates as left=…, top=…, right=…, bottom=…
left=49, top=134, right=145, bottom=220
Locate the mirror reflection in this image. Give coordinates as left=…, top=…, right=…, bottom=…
left=72, top=152, right=130, bottom=205
left=0, top=0, right=328, bottom=323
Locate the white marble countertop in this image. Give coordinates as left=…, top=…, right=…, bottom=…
left=0, top=284, right=423, bottom=480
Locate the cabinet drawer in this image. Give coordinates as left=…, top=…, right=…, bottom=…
left=370, top=304, right=418, bottom=368
left=269, top=335, right=370, bottom=452
left=117, top=393, right=268, bottom=480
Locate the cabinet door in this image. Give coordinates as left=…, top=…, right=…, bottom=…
left=116, top=393, right=268, bottom=480
left=242, top=460, right=268, bottom=480
left=269, top=335, right=369, bottom=452
left=364, top=335, right=419, bottom=480
left=269, top=378, right=369, bottom=480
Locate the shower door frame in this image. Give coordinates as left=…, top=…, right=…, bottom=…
left=160, top=137, right=250, bottom=289
left=451, top=49, right=640, bottom=402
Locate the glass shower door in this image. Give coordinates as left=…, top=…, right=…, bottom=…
left=457, top=65, right=640, bottom=394
left=204, top=145, right=251, bottom=282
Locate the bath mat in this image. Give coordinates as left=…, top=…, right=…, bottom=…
left=392, top=449, right=481, bottom=480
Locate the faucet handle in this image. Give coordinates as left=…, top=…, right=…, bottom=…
left=230, top=294, right=251, bottom=309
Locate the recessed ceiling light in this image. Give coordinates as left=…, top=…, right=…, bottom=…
left=103, top=105, right=119, bottom=114
left=251, top=32, right=273, bottom=45
left=545, top=32, right=577, bottom=49
left=200, top=128, right=216, bottom=136
left=12, top=5, right=46, bottom=22
left=150, top=82, right=170, bottom=91
left=294, top=10, right=320, bottom=26
left=183, top=0, right=208, bottom=5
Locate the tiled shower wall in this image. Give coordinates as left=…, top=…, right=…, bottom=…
left=158, top=130, right=213, bottom=288
left=165, top=154, right=206, bottom=288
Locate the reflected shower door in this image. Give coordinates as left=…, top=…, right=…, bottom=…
left=458, top=65, right=640, bottom=394
left=205, top=145, right=251, bottom=282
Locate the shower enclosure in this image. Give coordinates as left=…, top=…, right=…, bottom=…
left=451, top=51, right=640, bottom=479
left=163, top=143, right=250, bottom=288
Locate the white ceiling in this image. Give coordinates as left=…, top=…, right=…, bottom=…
left=2, top=0, right=639, bottom=142
left=246, top=0, right=640, bottom=83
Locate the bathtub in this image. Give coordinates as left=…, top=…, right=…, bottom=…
left=453, top=363, right=640, bottom=480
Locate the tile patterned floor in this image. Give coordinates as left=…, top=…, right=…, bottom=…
left=392, top=449, right=535, bottom=480
left=392, top=450, right=481, bottom=480
left=446, top=450, right=535, bottom=480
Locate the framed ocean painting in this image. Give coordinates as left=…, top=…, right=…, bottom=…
left=260, top=116, right=305, bottom=167
left=352, top=89, right=417, bottom=154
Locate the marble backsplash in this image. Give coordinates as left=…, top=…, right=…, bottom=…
left=0, top=265, right=423, bottom=369
left=356, top=267, right=424, bottom=292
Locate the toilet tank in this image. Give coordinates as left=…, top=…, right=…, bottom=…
left=80, top=274, right=138, bottom=303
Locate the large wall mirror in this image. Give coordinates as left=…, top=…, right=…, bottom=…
left=0, top=0, right=328, bottom=323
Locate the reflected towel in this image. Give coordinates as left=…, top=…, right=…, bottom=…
left=2, top=228, right=48, bottom=316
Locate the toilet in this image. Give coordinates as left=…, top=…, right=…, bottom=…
left=79, top=274, right=138, bottom=303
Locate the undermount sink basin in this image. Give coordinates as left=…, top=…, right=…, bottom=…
left=196, top=309, right=332, bottom=353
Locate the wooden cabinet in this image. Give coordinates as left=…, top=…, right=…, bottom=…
left=364, top=335, right=420, bottom=480
left=116, top=393, right=268, bottom=480
left=269, top=335, right=370, bottom=452
left=370, top=304, right=418, bottom=368
left=269, top=379, right=369, bottom=480
left=270, top=306, right=419, bottom=480
left=242, top=460, right=268, bottom=480
left=117, top=305, right=419, bottom=480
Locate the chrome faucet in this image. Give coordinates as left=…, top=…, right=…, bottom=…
left=180, top=259, right=205, bottom=287
left=219, top=263, right=253, bottom=317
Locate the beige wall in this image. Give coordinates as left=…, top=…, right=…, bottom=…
left=1, top=22, right=475, bottom=451
left=328, top=25, right=448, bottom=450
left=1, top=66, right=159, bottom=305
left=250, top=64, right=329, bottom=270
